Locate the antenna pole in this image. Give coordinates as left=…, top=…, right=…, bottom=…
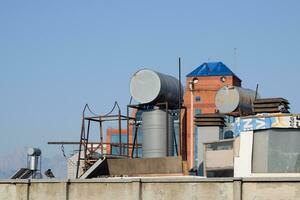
left=234, top=48, right=237, bottom=71
left=255, top=84, right=259, bottom=100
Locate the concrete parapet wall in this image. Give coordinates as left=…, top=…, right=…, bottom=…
left=0, top=177, right=300, bottom=200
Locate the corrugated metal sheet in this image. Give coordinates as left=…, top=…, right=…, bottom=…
left=142, top=110, right=174, bottom=158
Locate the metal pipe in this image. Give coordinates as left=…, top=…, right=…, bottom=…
left=131, top=122, right=139, bottom=158
left=99, top=119, right=103, bottom=155
left=183, top=106, right=188, bottom=161
left=173, top=125, right=178, bottom=156
left=255, top=84, right=259, bottom=100
left=118, top=109, right=122, bottom=155
left=76, top=117, right=85, bottom=178
left=48, top=141, right=140, bottom=145
left=166, top=102, right=169, bottom=156
left=127, top=105, right=130, bottom=157
left=135, top=119, right=139, bottom=158
left=178, top=57, right=182, bottom=157
left=190, top=87, right=194, bottom=168
left=84, top=120, right=91, bottom=159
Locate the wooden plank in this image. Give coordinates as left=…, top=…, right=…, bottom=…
left=195, top=114, right=225, bottom=118
left=195, top=122, right=225, bottom=126
left=253, top=103, right=289, bottom=108
left=254, top=98, right=289, bottom=104
left=194, top=118, right=225, bottom=122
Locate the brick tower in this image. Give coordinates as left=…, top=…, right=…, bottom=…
left=183, top=62, right=241, bottom=169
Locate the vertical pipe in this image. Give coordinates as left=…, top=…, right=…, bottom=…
left=178, top=57, right=182, bottom=157
left=126, top=105, right=130, bottom=157
left=40, top=154, right=42, bottom=179
left=118, top=109, right=122, bottom=155
left=190, top=89, right=194, bottom=169
left=183, top=107, right=187, bottom=161
left=253, top=84, right=259, bottom=114
left=131, top=122, right=138, bottom=158
left=255, top=84, right=259, bottom=100
left=127, top=97, right=133, bottom=157
left=99, top=119, right=104, bottom=155
left=135, top=120, right=139, bottom=158
left=84, top=120, right=91, bottom=160
left=166, top=102, right=169, bottom=156
left=173, top=128, right=178, bottom=156
left=76, top=117, right=85, bottom=178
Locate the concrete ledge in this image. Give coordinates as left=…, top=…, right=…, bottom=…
left=71, top=177, right=142, bottom=183
left=140, top=176, right=235, bottom=183
left=0, top=179, right=30, bottom=184
left=2, top=177, right=300, bottom=184
left=1, top=177, right=300, bottom=200
left=242, top=177, right=300, bottom=182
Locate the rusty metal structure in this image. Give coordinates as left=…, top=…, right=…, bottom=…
left=74, top=103, right=139, bottom=178
left=48, top=60, right=189, bottom=178
left=48, top=102, right=141, bottom=178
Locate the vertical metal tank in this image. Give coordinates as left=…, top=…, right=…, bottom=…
left=27, top=147, right=41, bottom=171
left=215, top=86, right=258, bottom=113
left=142, top=110, right=174, bottom=158
left=130, top=69, right=183, bottom=108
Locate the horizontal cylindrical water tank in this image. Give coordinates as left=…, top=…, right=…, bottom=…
left=215, top=86, right=258, bottom=113
left=142, top=110, right=174, bottom=158
left=130, top=69, right=183, bottom=108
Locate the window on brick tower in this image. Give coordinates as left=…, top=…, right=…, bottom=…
left=195, top=108, right=202, bottom=115
left=195, top=96, right=201, bottom=102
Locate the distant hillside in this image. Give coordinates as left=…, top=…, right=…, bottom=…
left=0, top=147, right=67, bottom=179
left=0, top=148, right=27, bottom=179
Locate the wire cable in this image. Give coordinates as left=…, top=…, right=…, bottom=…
left=61, top=145, right=77, bottom=167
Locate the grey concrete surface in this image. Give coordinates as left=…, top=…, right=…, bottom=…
left=0, top=177, right=300, bottom=200
left=243, top=182, right=300, bottom=200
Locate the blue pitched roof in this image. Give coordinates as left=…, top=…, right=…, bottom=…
left=187, top=62, right=240, bottom=80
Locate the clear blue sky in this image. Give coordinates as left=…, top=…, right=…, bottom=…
left=1, top=0, right=300, bottom=157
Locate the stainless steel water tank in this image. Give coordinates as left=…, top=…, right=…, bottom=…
left=142, top=110, right=174, bottom=158
left=130, top=69, right=183, bottom=108
left=28, top=156, right=39, bottom=171
left=215, top=86, right=257, bottom=113
left=27, top=148, right=41, bottom=171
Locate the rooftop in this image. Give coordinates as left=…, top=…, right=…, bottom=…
left=186, top=62, right=240, bottom=81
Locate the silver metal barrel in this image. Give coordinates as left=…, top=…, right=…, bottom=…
left=28, top=156, right=39, bottom=171
left=215, top=86, right=258, bottom=113
left=130, top=69, right=183, bottom=108
left=27, top=147, right=41, bottom=171
left=142, top=110, right=174, bottom=158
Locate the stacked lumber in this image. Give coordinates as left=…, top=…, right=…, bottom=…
left=194, top=114, right=225, bottom=127
left=253, top=98, right=290, bottom=114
